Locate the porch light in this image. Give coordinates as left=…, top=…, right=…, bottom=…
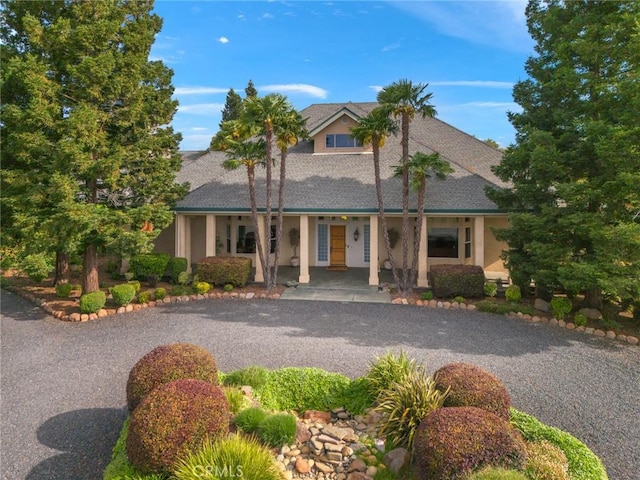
left=353, top=227, right=360, bottom=242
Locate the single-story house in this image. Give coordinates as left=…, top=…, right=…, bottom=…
left=154, top=101, right=510, bottom=287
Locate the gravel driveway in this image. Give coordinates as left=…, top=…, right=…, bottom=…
left=1, top=289, right=639, bottom=480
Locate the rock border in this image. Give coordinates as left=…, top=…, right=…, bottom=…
left=4, top=284, right=637, bottom=347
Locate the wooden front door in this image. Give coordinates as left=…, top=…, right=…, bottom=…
left=330, top=225, right=346, bottom=266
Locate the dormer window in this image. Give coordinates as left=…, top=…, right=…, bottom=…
left=325, top=134, right=363, bottom=149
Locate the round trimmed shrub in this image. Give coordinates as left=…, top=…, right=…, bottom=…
left=55, top=283, right=73, bottom=298
left=154, top=287, right=166, bottom=300
left=505, top=285, right=522, bottom=303
left=525, top=440, right=570, bottom=480
left=413, top=406, right=527, bottom=480
left=79, top=291, right=107, bottom=314
left=194, top=281, right=211, bottom=295
left=110, top=283, right=136, bottom=306
left=434, top=363, right=511, bottom=420
left=126, top=379, right=230, bottom=473
left=137, top=290, right=152, bottom=304
left=258, top=413, right=297, bottom=447
left=126, top=343, right=218, bottom=412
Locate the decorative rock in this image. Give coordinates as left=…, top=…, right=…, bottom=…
left=549, top=318, right=558, bottom=327
left=295, top=458, right=311, bottom=474
left=429, top=299, right=437, bottom=307
left=617, top=335, right=627, bottom=343
left=125, top=304, right=134, bottom=312
left=148, top=301, right=156, bottom=307
left=436, top=301, right=443, bottom=308
left=575, top=326, right=585, bottom=332
left=116, top=307, right=126, bottom=314
left=245, top=292, right=255, bottom=299
left=347, top=459, right=367, bottom=473
left=365, top=466, right=377, bottom=477
left=467, top=304, right=476, bottom=311
left=594, top=329, right=606, bottom=337
left=315, top=462, right=333, bottom=474
left=606, top=330, right=617, bottom=339
left=391, top=298, right=403, bottom=305
left=451, top=302, right=459, bottom=309
left=532, top=316, right=541, bottom=322
left=558, top=319, right=566, bottom=328
left=579, top=308, right=602, bottom=320
left=627, top=336, right=639, bottom=345
left=383, top=447, right=410, bottom=474
left=304, top=410, right=332, bottom=423
left=443, top=301, right=451, bottom=309
left=565, top=322, right=575, bottom=330
left=89, top=313, right=98, bottom=320
left=534, top=298, right=550, bottom=312
left=585, top=327, right=595, bottom=334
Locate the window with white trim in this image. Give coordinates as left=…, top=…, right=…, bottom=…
left=325, top=134, right=362, bottom=148
left=428, top=227, right=459, bottom=258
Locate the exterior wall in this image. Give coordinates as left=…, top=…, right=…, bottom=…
left=153, top=220, right=175, bottom=254
left=190, top=216, right=207, bottom=265
left=312, top=115, right=372, bottom=154
left=484, top=216, right=510, bottom=278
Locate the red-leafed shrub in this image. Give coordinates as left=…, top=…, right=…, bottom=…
left=413, top=406, right=527, bottom=480
left=434, top=363, right=511, bottom=420
left=126, top=343, right=218, bottom=412
left=126, top=379, right=230, bottom=473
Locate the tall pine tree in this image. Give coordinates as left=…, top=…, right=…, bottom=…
left=1, top=0, right=187, bottom=292
left=488, top=0, right=640, bottom=313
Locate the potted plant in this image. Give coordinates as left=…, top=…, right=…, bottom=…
left=289, top=227, right=300, bottom=267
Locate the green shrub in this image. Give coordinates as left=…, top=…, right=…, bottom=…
left=465, top=467, right=528, bottom=480
left=126, top=343, right=219, bottom=412
left=505, top=285, right=522, bottom=303
left=128, top=280, right=141, bottom=293
left=475, top=300, right=534, bottom=316
left=171, top=285, right=190, bottom=296
left=429, top=264, right=485, bottom=299
left=525, top=440, right=570, bottom=480
left=79, top=291, right=107, bottom=314
left=154, top=287, right=166, bottom=300
left=421, top=291, right=434, bottom=301
left=453, top=295, right=465, bottom=304
left=194, top=281, right=211, bottom=295
left=223, top=386, right=250, bottom=414
left=130, top=253, right=171, bottom=280
left=55, top=283, right=73, bottom=298
left=103, top=418, right=138, bottom=479
left=124, top=271, right=135, bottom=281
left=258, top=413, right=297, bottom=447
left=168, top=257, right=188, bottom=283
left=223, top=366, right=270, bottom=389
left=364, top=350, right=420, bottom=399
left=333, top=377, right=376, bottom=416
left=484, top=282, right=498, bottom=298
left=234, top=406, right=268, bottom=434
left=573, top=313, right=588, bottom=327
left=110, top=283, right=137, bottom=307
left=434, top=362, right=511, bottom=421
left=375, top=369, right=449, bottom=450
left=197, top=256, right=252, bottom=287
left=20, top=253, right=52, bottom=283
left=224, top=283, right=234, bottom=292
left=126, top=379, right=230, bottom=474
left=138, top=290, right=152, bottom=304
left=510, top=408, right=607, bottom=480
left=172, top=434, right=284, bottom=480
left=550, top=297, right=572, bottom=320
left=258, top=367, right=351, bottom=412
left=413, top=406, right=527, bottom=480
left=177, top=270, right=191, bottom=286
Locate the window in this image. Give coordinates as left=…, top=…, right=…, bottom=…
left=325, top=134, right=362, bottom=148
left=364, top=224, right=370, bottom=263
left=428, top=227, right=459, bottom=258
left=317, top=224, right=328, bottom=262
left=464, top=227, right=472, bottom=258
left=236, top=225, right=276, bottom=254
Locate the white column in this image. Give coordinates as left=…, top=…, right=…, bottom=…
left=474, top=216, right=485, bottom=268
left=417, top=215, right=429, bottom=287
left=254, top=215, right=264, bottom=283
left=174, top=213, right=183, bottom=258
left=185, top=216, right=192, bottom=273
left=299, top=215, right=310, bottom=283
left=205, top=214, right=216, bottom=257
left=369, top=215, right=379, bottom=286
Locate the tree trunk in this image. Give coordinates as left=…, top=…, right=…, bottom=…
left=247, top=165, right=268, bottom=287
left=272, top=148, right=287, bottom=286
left=584, top=286, right=603, bottom=310
left=264, top=125, right=273, bottom=289
left=53, top=251, right=70, bottom=286
left=409, top=178, right=427, bottom=291
left=82, top=245, right=100, bottom=294
left=400, top=113, right=410, bottom=296
left=373, top=137, right=401, bottom=290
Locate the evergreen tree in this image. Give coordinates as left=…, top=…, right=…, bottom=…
left=1, top=0, right=187, bottom=292
left=487, top=0, right=640, bottom=313
left=245, top=79, right=258, bottom=98
left=220, top=88, right=243, bottom=124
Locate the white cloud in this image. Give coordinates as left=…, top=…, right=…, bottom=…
left=429, top=80, right=514, bottom=89
left=218, top=36, right=229, bottom=44
left=390, top=1, right=532, bottom=53
left=237, top=14, right=245, bottom=20
left=191, top=127, right=210, bottom=132
left=262, top=13, right=274, bottom=19
left=180, top=134, right=215, bottom=151
left=382, top=42, right=400, bottom=52
left=369, top=85, right=383, bottom=93
left=260, top=83, right=328, bottom=98
left=178, top=103, right=225, bottom=116
left=174, top=87, right=230, bottom=95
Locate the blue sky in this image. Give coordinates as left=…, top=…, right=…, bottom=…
left=150, top=1, right=535, bottom=151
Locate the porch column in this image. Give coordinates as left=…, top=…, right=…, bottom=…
left=299, top=215, right=310, bottom=283
left=369, top=215, right=379, bottom=286
left=185, top=216, right=192, bottom=273
left=417, top=215, right=429, bottom=287
left=254, top=215, right=264, bottom=283
left=474, top=216, right=485, bottom=269
left=174, top=213, right=183, bottom=258
left=205, top=214, right=216, bottom=257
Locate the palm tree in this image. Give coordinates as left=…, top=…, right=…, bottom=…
left=272, top=107, right=307, bottom=283
left=350, top=107, right=401, bottom=289
left=399, top=152, right=454, bottom=289
left=377, top=79, right=437, bottom=295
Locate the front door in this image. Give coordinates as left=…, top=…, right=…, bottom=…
left=330, top=225, right=346, bottom=266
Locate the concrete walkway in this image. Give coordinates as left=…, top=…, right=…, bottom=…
left=278, top=266, right=394, bottom=303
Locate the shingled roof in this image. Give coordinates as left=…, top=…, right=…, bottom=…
left=175, top=102, right=507, bottom=214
